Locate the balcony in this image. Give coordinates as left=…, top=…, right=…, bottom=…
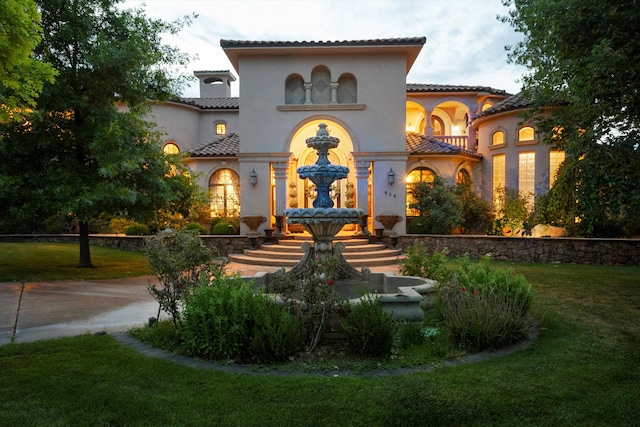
left=436, top=135, right=469, bottom=150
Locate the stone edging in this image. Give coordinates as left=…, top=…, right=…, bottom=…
left=112, top=318, right=539, bottom=378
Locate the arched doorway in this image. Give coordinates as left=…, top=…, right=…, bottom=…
left=288, top=120, right=355, bottom=210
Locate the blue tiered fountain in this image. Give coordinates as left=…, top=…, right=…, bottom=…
left=250, top=122, right=436, bottom=320
left=283, top=123, right=363, bottom=277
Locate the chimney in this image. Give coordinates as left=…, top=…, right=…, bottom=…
left=194, top=70, right=236, bottom=98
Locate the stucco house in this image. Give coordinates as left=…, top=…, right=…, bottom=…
left=147, top=37, right=562, bottom=235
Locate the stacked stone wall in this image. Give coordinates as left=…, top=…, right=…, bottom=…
left=396, top=235, right=640, bottom=266
left=1, top=234, right=638, bottom=266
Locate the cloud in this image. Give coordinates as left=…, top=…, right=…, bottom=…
left=121, top=0, right=526, bottom=96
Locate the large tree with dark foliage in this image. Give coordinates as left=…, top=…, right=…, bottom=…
left=502, top=0, right=640, bottom=236
left=0, top=0, right=56, bottom=121
left=0, top=0, right=200, bottom=266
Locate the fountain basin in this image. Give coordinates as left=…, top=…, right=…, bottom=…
left=245, top=270, right=437, bottom=321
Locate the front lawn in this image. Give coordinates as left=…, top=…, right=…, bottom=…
left=1, top=260, right=639, bottom=425
left=0, top=243, right=151, bottom=282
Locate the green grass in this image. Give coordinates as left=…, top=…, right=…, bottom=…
left=0, top=243, right=151, bottom=282
left=1, top=256, right=639, bottom=426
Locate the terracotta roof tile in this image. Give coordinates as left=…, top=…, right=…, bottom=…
left=189, top=134, right=239, bottom=157
left=474, top=92, right=532, bottom=119
left=188, top=132, right=480, bottom=158
left=407, top=83, right=508, bottom=96
left=220, top=37, right=426, bottom=48
left=405, top=132, right=481, bottom=158
left=175, top=97, right=239, bottom=109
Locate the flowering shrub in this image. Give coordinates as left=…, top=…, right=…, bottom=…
left=270, top=255, right=342, bottom=352
left=440, top=255, right=535, bottom=351
left=145, top=229, right=227, bottom=328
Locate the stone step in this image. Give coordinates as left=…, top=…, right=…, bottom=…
left=277, top=238, right=371, bottom=246
left=241, top=247, right=402, bottom=260
left=258, top=242, right=387, bottom=253
left=227, top=253, right=405, bottom=268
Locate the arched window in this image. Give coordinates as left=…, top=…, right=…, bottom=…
left=481, top=102, right=493, bottom=112
left=215, top=122, right=227, bottom=135
left=337, top=73, right=357, bottom=103
left=491, top=130, right=505, bottom=145
left=209, top=168, right=240, bottom=218
left=285, top=74, right=305, bottom=104
left=406, top=167, right=436, bottom=216
left=163, top=142, right=180, bottom=154
left=518, top=126, right=535, bottom=141
left=431, top=116, right=445, bottom=136
left=456, top=169, right=471, bottom=186
left=311, top=66, right=331, bottom=104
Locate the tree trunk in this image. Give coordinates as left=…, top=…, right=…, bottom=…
left=78, top=220, right=94, bottom=268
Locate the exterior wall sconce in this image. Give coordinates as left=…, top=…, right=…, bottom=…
left=250, top=169, right=257, bottom=186
left=387, top=168, right=395, bottom=185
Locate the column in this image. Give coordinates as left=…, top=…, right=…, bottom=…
left=304, top=83, right=312, bottom=105
left=425, top=110, right=434, bottom=137
left=354, top=160, right=370, bottom=214
left=272, top=162, right=289, bottom=235
left=355, top=160, right=370, bottom=235
left=330, top=82, right=339, bottom=104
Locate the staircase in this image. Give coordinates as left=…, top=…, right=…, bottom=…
left=228, top=235, right=404, bottom=268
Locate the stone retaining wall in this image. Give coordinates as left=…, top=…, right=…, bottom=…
left=395, top=235, right=640, bottom=266
left=1, top=234, right=638, bottom=266
left=0, top=234, right=253, bottom=257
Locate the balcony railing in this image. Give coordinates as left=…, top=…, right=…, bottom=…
left=437, top=135, right=469, bottom=150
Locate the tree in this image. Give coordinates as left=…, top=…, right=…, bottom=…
left=0, top=0, right=199, bottom=266
left=502, top=0, right=640, bottom=236
left=0, top=0, right=56, bottom=121
left=408, top=176, right=462, bottom=234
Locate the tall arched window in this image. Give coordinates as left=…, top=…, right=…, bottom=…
left=311, top=66, right=331, bottom=104
left=406, top=167, right=436, bottom=216
left=209, top=168, right=240, bottom=218
left=337, top=73, right=357, bottom=103
left=285, top=74, right=305, bottom=104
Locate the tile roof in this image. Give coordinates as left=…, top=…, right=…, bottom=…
left=406, top=132, right=481, bottom=158
left=220, top=37, right=426, bottom=48
left=189, top=133, right=239, bottom=157
left=473, top=92, right=532, bottom=119
left=187, top=132, right=479, bottom=159
left=175, top=97, right=239, bottom=110
left=407, top=83, right=508, bottom=96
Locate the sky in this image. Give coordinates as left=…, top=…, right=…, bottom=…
left=121, top=0, right=527, bottom=97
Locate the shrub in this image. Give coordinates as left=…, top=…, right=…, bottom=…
left=269, top=255, right=343, bottom=353
left=180, top=272, right=303, bottom=363
left=491, top=186, right=532, bottom=234
left=455, top=183, right=494, bottom=234
left=341, top=294, right=397, bottom=358
left=184, top=222, right=207, bottom=235
left=145, top=229, right=227, bottom=328
left=407, top=176, right=462, bottom=234
left=396, top=322, right=426, bottom=350
left=398, top=240, right=451, bottom=283
left=249, top=301, right=302, bottom=363
left=440, top=255, right=535, bottom=351
left=125, top=222, right=150, bottom=235
left=109, top=217, right=135, bottom=234
left=209, top=216, right=240, bottom=235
